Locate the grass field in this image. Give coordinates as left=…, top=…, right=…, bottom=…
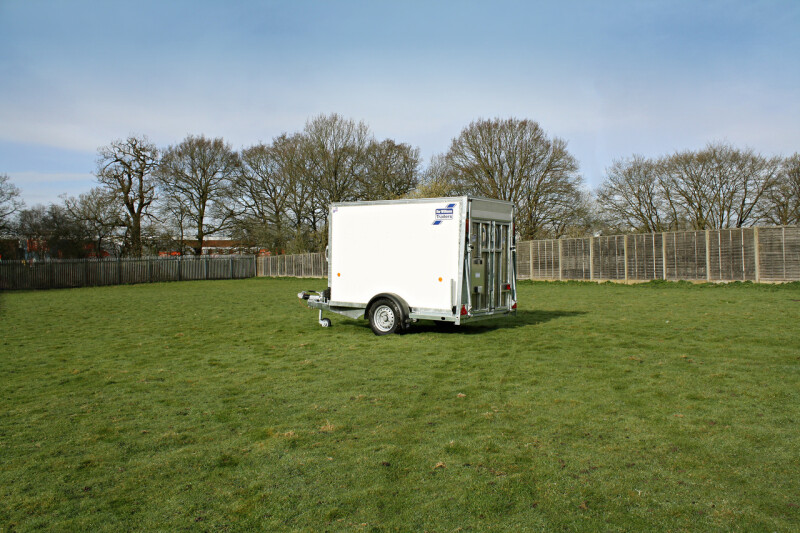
left=1, top=278, right=799, bottom=531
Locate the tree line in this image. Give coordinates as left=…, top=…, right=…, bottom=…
left=1, top=114, right=798, bottom=259
left=598, top=145, right=800, bottom=232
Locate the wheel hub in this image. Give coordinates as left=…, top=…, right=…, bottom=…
left=374, top=305, right=395, bottom=332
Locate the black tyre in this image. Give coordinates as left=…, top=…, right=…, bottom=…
left=368, top=298, right=403, bottom=336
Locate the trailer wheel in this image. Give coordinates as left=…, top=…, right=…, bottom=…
left=320, top=318, right=332, bottom=328
left=369, top=298, right=402, bottom=335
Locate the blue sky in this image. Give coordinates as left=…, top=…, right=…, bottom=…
left=1, top=0, right=798, bottom=205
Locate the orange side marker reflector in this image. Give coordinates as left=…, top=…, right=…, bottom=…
left=337, top=273, right=340, bottom=277
left=438, top=277, right=442, bottom=282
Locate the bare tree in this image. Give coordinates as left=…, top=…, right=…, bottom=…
left=154, top=189, right=193, bottom=254
left=280, top=134, right=315, bottom=234
left=62, top=187, right=124, bottom=256
left=412, top=154, right=466, bottom=198
left=662, top=143, right=781, bottom=229
left=554, top=189, right=600, bottom=238
left=361, top=139, right=421, bottom=199
left=0, top=174, right=24, bottom=236
left=760, top=153, right=800, bottom=225
left=597, top=155, right=676, bottom=232
left=157, top=135, right=239, bottom=255
left=660, top=149, right=711, bottom=229
left=448, top=118, right=540, bottom=201
left=16, top=205, right=50, bottom=258
left=231, top=136, right=298, bottom=251
left=302, top=113, right=372, bottom=224
left=709, top=144, right=780, bottom=228
left=447, top=118, right=584, bottom=239
left=17, top=204, right=90, bottom=259
left=95, top=136, right=159, bottom=256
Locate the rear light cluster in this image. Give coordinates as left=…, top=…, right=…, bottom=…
left=460, top=305, right=468, bottom=316
left=511, top=301, right=517, bottom=310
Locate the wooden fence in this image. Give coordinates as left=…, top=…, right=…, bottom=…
left=0, top=254, right=329, bottom=291
left=0, top=255, right=257, bottom=290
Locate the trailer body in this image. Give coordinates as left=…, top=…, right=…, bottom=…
left=300, top=196, right=517, bottom=334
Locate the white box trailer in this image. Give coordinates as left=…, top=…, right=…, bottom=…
left=298, top=196, right=517, bottom=335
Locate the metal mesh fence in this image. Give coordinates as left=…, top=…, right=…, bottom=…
left=525, top=239, right=560, bottom=279
left=516, top=240, right=531, bottom=280
left=663, top=231, right=706, bottom=280
left=708, top=228, right=757, bottom=281
left=759, top=226, right=800, bottom=281
left=561, top=238, right=591, bottom=280
left=256, top=253, right=327, bottom=278
left=627, top=233, right=664, bottom=281
left=518, top=226, right=800, bottom=283
left=594, top=235, right=625, bottom=280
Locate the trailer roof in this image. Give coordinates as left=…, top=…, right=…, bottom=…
left=329, top=196, right=514, bottom=208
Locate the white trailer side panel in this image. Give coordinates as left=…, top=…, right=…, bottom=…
left=329, top=199, right=464, bottom=311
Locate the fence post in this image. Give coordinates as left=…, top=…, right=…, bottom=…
left=623, top=235, right=628, bottom=283
left=148, top=257, right=153, bottom=283
left=205, top=256, right=209, bottom=280
left=705, top=230, right=711, bottom=282
left=528, top=240, right=534, bottom=280
left=652, top=233, right=657, bottom=279
left=178, top=256, right=182, bottom=282
left=783, top=226, right=787, bottom=280
left=753, top=227, right=760, bottom=282
left=558, top=239, right=563, bottom=281
left=662, top=232, right=668, bottom=279
left=740, top=229, right=745, bottom=281
left=230, top=256, right=234, bottom=278
left=589, top=236, right=594, bottom=281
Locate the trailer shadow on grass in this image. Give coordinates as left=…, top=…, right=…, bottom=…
left=410, top=309, right=586, bottom=335
left=331, top=309, right=585, bottom=335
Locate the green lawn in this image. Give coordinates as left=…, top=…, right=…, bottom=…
left=1, top=278, right=799, bottom=531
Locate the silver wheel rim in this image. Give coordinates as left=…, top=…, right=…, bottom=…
left=373, top=305, right=395, bottom=332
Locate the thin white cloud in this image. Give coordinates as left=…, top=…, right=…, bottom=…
left=12, top=172, right=95, bottom=206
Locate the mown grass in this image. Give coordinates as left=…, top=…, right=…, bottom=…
left=1, top=278, right=799, bottom=531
